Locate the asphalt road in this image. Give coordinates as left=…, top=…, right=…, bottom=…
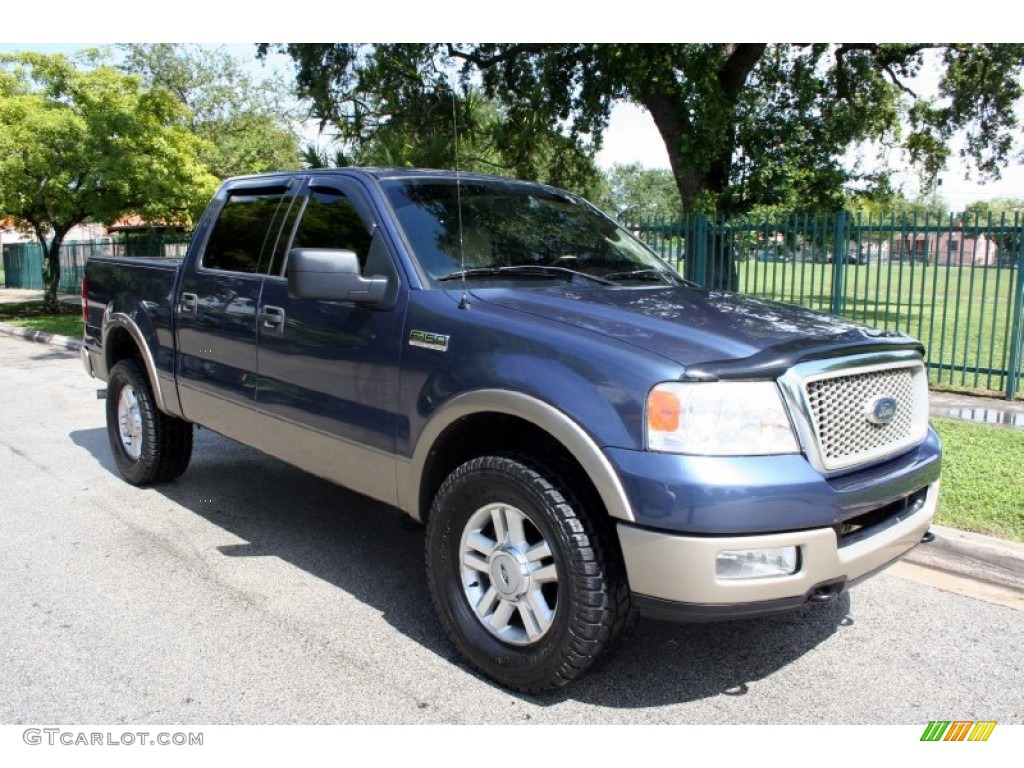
left=1, top=333, right=1021, bottom=725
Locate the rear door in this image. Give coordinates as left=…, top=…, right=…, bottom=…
left=254, top=176, right=407, bottom=504
left=175, top=178, right=300, bottom=437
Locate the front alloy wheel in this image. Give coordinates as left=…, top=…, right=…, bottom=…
left=426, top=455, right=633, bottom=692
left=459, top=502, right=560, bottom=646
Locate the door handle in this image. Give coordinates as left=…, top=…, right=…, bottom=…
left=260, top=304, right=286, bottom=335
left=179, top=292, right=198, bottom=315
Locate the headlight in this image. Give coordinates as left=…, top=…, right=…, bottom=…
left=646, top=381, right=799, bottom=455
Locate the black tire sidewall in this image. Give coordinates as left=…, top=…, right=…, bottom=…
left=105, top=359, right=159, bottom=485
left=427, top=457, right=591, bottom=691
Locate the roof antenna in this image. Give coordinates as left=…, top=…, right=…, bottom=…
left=451, top=85, right=470, bottom=310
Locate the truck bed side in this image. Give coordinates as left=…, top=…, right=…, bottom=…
left=82, top=255, right=185, bottom=418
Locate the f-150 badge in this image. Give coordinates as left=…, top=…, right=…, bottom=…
left=409, top=329, right=449, bottom=352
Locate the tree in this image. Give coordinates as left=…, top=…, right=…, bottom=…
left=258, top=44, right=608, bottom=202
left=964, top=197, right=1024, bottom=222
left=120, top=44, right=302, bottom=179
left=845, top=191, right=949, bottom=220
left=306, top=86, right=513, bottom=171
left=964, top=198, right=1024, bottom=265
left=267, top=44, right=1024, bottom=215
left=0, top=53, right=218, bottom=311
left=604, top=163, right=682, bottom=221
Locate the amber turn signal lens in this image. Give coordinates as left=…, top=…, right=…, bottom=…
left=647, top=389, right=681, bottom=433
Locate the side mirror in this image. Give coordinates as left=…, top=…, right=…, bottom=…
left=286, top=248, right=388, bottom=305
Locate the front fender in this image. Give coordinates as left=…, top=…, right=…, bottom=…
left=396, top=389, right=636, bottom=523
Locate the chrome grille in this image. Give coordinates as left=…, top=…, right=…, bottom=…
left=780, top=355, right=930, bottom=474
left=807, top=368, right=916, bottom=463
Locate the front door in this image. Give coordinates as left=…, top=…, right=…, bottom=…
left=254, top=177, right=407, bottom=505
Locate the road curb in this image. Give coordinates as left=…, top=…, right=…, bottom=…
left=899, top=524, right=1024, bottom=608
left=0, top=321, right=82, bottom=351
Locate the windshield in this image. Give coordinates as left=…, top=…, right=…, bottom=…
left=380, top=177, right=683, bottom=287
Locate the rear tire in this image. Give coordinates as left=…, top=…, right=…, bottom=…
left=425, top=455, right=634, bottom=692
left=106, top=359, right=193, bottom=485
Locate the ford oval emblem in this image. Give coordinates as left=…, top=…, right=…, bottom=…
left=866, top=396, right=899, bottom=425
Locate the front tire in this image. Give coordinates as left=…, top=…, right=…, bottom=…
left=106, top=359, right=193, bottom=485
left=426, top=455, right=633, bottom=692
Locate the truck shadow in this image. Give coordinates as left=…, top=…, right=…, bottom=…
left=70, top=425, right=852, bottom=709
left=551, top=597, right=851, bottom=708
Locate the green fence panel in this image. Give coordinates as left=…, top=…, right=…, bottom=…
left=2, top=243, right=45, bottom=289
left=628, top=211, right=1024, bottom=399
left=1006, top=227, right=1024, bottom=399
left=2, top=235, right=191, bottom=291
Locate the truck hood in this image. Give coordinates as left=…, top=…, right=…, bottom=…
left=472, top=286, right=923, bottom=379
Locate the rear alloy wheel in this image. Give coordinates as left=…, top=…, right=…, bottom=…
left=426, top=455, right=633, bottom=692
left=106, top=359, right=193, bottom=485
left=116, top=382, right=144, bottom=462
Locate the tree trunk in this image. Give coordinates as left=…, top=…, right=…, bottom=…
left=40, top=230, right=68, bottom=314
left=639, top=45, right=766, bottom=290
left=639, top=92, right=736, bottom=289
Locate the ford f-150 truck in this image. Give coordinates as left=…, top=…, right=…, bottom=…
left=82, top=168, right=942, bottom=691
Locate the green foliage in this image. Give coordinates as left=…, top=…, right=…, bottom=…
left=120, top=44, right=302, bottom=179
left=0, top=52, right=218, bottom=310
left=267, top=43, right=1024, bottom=219
left=963, top=197, right=1024, bottom=265
left=844, top=192, right=949, bottom=220
left=259, top=44, right=607, bottom=202
left=963, top=197, right=1024, bottom=223
left=604, top=163, right=682, bottom=220
left=932, top=418, right=1024, bottom=542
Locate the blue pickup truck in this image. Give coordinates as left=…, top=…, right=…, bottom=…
left=82, top=168, right=942, bottom=691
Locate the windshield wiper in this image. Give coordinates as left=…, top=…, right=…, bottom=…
left=603, top=268, right=698, bottom=287
left=604, top=268, right=675, bottom=283
left=437, top=265, right=616, bottom=286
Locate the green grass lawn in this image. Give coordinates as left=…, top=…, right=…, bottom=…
left=737, top=262, right=1022, bottom=398
left=0, top=302, right=83, bottom=338
left=932, top=418, right=1024, bottom=542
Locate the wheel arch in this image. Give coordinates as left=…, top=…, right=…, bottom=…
left=103, top=314, right=169, bottom=414
left=402, top=390, right=635, bottom=525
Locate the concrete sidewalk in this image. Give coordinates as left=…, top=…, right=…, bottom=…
left=930, top=390, right=1024, bottom=429
left=0, top=287, right=79, bottom=305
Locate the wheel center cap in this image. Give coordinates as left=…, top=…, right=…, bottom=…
left=490, top=550, right=527, bottom=598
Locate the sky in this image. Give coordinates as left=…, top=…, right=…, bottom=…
left=3, top=34, right=1024, bottom=210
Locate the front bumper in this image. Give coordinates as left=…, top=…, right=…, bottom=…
left=618, top=480, right=938, bottom=621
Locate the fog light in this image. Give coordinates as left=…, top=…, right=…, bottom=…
left=716, top=547, right=799, bottom=580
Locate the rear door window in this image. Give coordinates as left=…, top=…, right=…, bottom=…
left=203, top=191, right=292, bottom=274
